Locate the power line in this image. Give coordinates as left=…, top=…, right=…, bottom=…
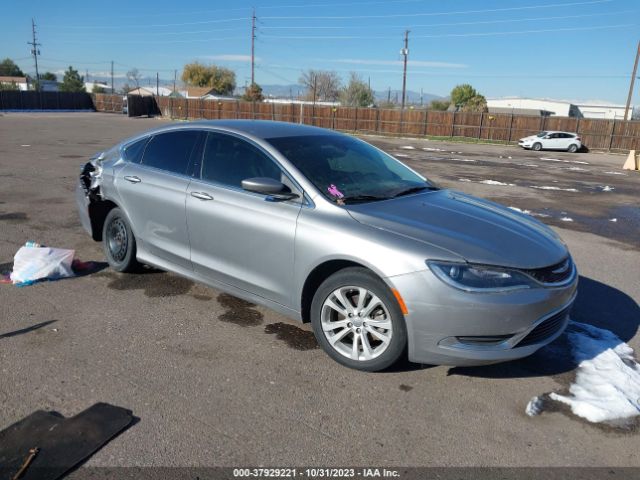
left=259, top=10, right=636, bottom=30
left=261, top=23, right=634, bottom=40
left=46, top=17, right=248, bottom=30
left=260, top=0, right=613, bottom=20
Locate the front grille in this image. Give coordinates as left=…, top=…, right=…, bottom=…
left=456, top=334, right=512, bottom=346
left=517, top=307, right=570, bottom=347
left=522, top=257, right=573, bottom=284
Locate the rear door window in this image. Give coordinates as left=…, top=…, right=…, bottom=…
left=141, top=130, right=200, bottom=175
left=201, top=132, right=282, bottom=188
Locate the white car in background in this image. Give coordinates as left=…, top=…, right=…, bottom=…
left=519, top=131, right=582, bottom=153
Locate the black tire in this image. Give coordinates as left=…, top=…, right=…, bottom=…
left=310, top=267, right=407, bottom=372
left=567, top=144, right=578, bottom=153
left=102, top=207, right=140, bottom=272
left=532, top=142, right=543, bottom=151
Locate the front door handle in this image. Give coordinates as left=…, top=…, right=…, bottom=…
left=124, top=175, right=141, bottom=184
left=191, top=191, right=213, bottom=201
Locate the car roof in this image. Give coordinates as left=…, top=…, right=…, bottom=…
left=141, top=120, right=340, bottom=140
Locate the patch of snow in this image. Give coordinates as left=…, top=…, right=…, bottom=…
left=508, top=206, right=532, bottom=215
left=400, top=145, right=415, bottom=150
left=599, top=185, right=615, bottom=192
left=450, top=158, right=476, bottom=162
left=560, top=217, right=573, bottom=222
left=526, top=396, right=545, bottom=417
left=522, top=163, right=540, bottom=167
left=480, top=179, right=515, bottom=186
left=603, top=171, right=627, bottom=176
left=508, top=156, right=512, bottom=159
left=458, top=178, right=472, bottom=182
left=531, top=212, right=551, bottom=218
left=20, top=144, right=30, bottom=147
left=567, top=166, right=588, bottom=171
left=423, top=147, right=446, bottom=152
left=610, top=218, right=618, bottom=222
left=549, top=321, right=640, bottom=424
left=457, top=151, right=463, bottom=154
left=529, top=186, right=579, bottom=192
left=539, top=157, right=589, bottom=165
left=394, top=153, right=409, bottom=158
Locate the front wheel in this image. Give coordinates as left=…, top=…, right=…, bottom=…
left=310, top=268, right=407, bottom=371
left=102, top=207, right=140, bottom=272
left=567, top=144, right=578, bottom=153
left=532, top=142, right=543, bottom=151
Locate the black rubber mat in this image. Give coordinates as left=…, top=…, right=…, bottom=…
left=0, top=403, right=134, bottom=480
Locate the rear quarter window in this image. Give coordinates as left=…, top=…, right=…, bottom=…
left=123, top=137, right=148, bottom=163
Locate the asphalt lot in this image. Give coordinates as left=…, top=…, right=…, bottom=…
left=0, top=112, right=639, bottom=468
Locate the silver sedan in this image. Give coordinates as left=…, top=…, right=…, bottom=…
left=76, top=120, right=577, bottom=371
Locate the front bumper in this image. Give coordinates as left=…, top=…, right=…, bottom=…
left=388, top=267, right=578, bottom=366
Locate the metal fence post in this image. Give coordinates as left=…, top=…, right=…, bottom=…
left=450, top=112, right=455, bottom=137
left=608, top=119, right=616, bottom=151
left=354, top=107, right=358, bottom=132
left=508, top=113, right=514, bottom=142
left=478, top=112, right=483, bottom=140
left=423, top=109, right=429, bottom=136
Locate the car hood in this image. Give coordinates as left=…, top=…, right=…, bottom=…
left=345, top=190, right=568, bottom=269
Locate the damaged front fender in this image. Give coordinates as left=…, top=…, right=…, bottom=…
left=77, top=152, right=116, bottom=241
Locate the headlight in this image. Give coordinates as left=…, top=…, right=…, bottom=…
left=427, top=261, right=537, bottom=292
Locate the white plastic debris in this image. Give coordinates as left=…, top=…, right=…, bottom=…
left=525, top=396, right=545, bottom=417
left=549, top=322, right=640, bottom=424
left=10, top=244, right=75, bottom=284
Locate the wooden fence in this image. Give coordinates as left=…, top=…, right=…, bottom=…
left=0, top=91, right=94, bottom=110
left=92, top=94, right=640, bottom=152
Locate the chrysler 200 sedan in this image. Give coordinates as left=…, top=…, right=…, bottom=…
left=76, top=120, right=577, bottom=371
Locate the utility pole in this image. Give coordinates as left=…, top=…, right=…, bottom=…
left=173, top=69, right=177, bottom=93
left=387, top=86, right=391, bottom=104
left=110, top=61, right=114, bottom=93
left=400, top=30, right=410, bottom=109
left=28, top=18, right=41, bottom=91
left=624, top=40, right=640, bottom=121
left=251, top=8, right=256, bottom=86
left=156, top=72, right=159, bottom=96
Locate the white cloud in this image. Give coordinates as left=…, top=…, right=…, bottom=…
left=198, top=54, right=256, bottom=62
left=332, top=58, right=467, bottom=68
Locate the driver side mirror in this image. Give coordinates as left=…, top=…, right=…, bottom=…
left=241, top=177, right=299, bottom=201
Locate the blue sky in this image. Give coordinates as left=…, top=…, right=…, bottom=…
left=2, top=0, right=639, bottom=103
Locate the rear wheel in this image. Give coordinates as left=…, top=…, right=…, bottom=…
left=102, top=208, right=140, bottom=272
left=567, top=144, right=578, bottom=153
left=532, top=142, right=543, bottom=151
left=310, top=268, right=407, bottom=371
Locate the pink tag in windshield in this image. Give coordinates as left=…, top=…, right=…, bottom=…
left=327, top=184, right=344, bottom=198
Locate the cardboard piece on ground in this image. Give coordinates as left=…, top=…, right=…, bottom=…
left=622, top=149, right=638, bottom=170
left=0, top=403, right=134, bottom=480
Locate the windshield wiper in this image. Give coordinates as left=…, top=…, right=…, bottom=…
left=390, top=185, right=438, bottom=198
left=341, top=194, right=391, bottom=204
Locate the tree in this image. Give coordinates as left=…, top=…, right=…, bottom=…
left=450, top=84, right=487, bottom=112
left=242, top=82, right=264, bottom=102
left=0, top=81, right=19, bottom=91
left=462, top=94, right=487, bottom=112
left=339, top=73, right=374, bottom=107
left=59, top=66, right=85, bottom=92
left=0, top=58, right=25, bottom=77
left=126, top=68, right=142, bottom=89
left=429, top=99, right=451, bottom=111
left=299, top=69, right=341, bottom=102
left=41, top=72, right=57, bottom=81
left=181, top=62, right=236, bottom=95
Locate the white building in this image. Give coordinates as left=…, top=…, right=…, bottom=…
left=487, top=97, right=632, bottom=120
left=263, top=98, right=340, bottom=107
left=0, top=76, right=28, bottom=91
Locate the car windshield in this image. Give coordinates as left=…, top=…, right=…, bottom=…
left=536, top=131, right=549, bottom=138
left=266, top=134, right=436, bottom=204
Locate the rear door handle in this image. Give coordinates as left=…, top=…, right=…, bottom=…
left=124, top=175, right=141, bottom=184
left=191, top=191, right=213, bottom=201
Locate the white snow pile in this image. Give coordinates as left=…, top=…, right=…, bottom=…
left=610, top=218, right=618, bottom=222
left=567, top=166, right=588, bottom=172
left=540, top=157, right=589, bottom=165
left=508, top=206, right=532, bottom=215
left=458, top=178, right=472, bottom=182
left=603, top=171, right=627, bottom=176
left=400, top=145, right=415, bottom=150
left=450, top=158, right=477, bottom=162
left=394, top=153, right=409, bottom=158
left=423, top=147, right=447, bottom=152
left=507, top=207, right=551, bottom=218
left=530, top=185, right=579, bottom=192
left=599, top=185, right=615, bottom=192
left=560, top=217, right=573, bottom=222
left=480, top=179, right=515, bottom=186
left=528, top=321, right=640, bottom=425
